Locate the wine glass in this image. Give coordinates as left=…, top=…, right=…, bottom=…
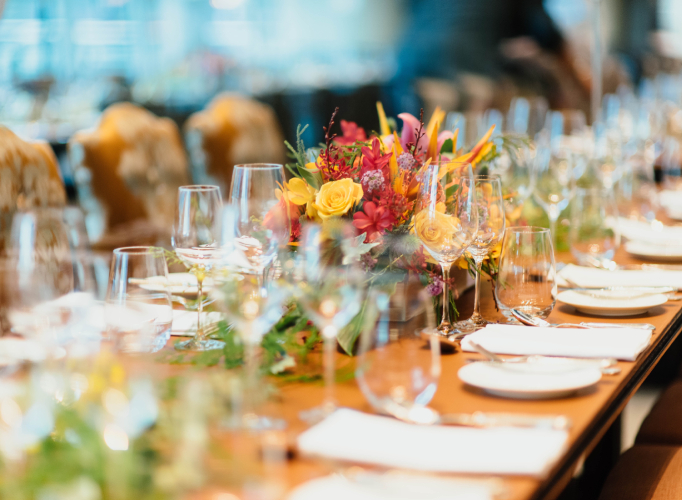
left=172, top=185, right=225, bottom=352
left=295, top=222, right=363, bottom=422
left=455, top=175, right=505, bottom=333
left=495, top=227, right=557, bottom=322
left=356, top=283, right=441, bottom=420
left=414, top=161, right=477, bottom=336
left=533, top=134, right=574, bottom=245
left=228, top=164, right=291, bottom=288
left=105, top=247, right=173, bottom=354
left=617, top=138, right=658, bottom=221
left=569, top=188, right=621, bottom=266
left=489, top=140, right=534, bottom=224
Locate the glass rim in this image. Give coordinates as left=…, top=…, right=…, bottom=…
left=113, top=246, right=165, bottom=256
left=504, top=226, right=551, bottom=235
left=178, top=185, right=221, bottom=192
left=233, top=163, right=284, bottom=170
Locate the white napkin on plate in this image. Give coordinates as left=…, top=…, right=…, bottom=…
left=170, top=310, right=224, bottom=336
left=617, top=217, right=682, bottom=245
left=558, top=263, right=682, bottom=289
left=296, top=409, right=568, bottom=477
left=287, top=473, right=496, bottom=500
left=461, top=324, right=651, bottom=361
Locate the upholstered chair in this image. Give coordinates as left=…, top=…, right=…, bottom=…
left=68, top=102, right=189, bottom=246
left=184, top=94, right=285, bottom=194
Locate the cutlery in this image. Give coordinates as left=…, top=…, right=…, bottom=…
left=584, top=255, right=619, bottom=271
left=392, top=405, right=572, bottom=430
left=511, top=308, right=655, bottom=331
left=468, top=341, right=621, bottom=376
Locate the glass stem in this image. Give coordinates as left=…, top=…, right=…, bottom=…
left=196, top=269, right=205, bottom=343
left=323, top=327, right=337, bottom=412
left=243, top=338, right=259, bottom=420
left=471, top=258, right=484, bottom=322
left=440, top=264, right=452, bottom=331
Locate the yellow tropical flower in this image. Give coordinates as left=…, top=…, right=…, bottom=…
left=286, top=178, right=316, bottom=206
left=313, top=178, right=363, bottom=220
left=305, top=161, right=319, bottom=171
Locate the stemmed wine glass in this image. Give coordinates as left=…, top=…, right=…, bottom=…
left=455, top=175, right=506, bottom=333
left=489, top=141, right=534, bottom=224
left=228, top=164, right=291, bottom=289
left=533, top=134, right=574, bottom=245
left=414, top=161, right=477, bottom=337
left=172, top=185, right=225, bottom=352
left=295, top=222, right=363, bottom=422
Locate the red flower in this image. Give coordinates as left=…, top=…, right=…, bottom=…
left=360, top=137, right=392, bottom=177
left=334, top=120, right=367, bottom=145
left=352, top=201, right=395, bottom=242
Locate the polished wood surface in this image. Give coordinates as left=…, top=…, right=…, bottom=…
left=155, top=247, right=682, bottom=500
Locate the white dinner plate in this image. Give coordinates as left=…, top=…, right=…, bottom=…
left=557, top=290, right=668, bottom=317
left=625, top=241, right=682, bottom=262
left=458, top=361, right=602, bottom=399
left=133, top=273, right=215, bottom=296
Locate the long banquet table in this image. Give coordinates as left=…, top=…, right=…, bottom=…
left=154, top=247, right=682, bottom=500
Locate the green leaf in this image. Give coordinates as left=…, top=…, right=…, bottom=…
left=296, top=164, right=322, bottom=190
left=439, top=138, right=453, bottom=154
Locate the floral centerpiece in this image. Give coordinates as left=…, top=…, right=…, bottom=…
left=278, top=105, right=499, bottom=353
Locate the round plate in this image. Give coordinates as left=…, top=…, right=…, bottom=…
left=458, top=361, right=602, bottom=399
left=625, top=241, right=682, bottom=262
left=557, top=290, right=667, bottom=316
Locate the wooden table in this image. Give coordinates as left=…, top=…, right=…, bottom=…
left=155, top=247, right=682, bottom=500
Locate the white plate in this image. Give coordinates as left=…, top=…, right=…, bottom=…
left=458, top=360, right=602, bottom=399
left=458, top=361, right=602, bottom=399
left=625, top=241, right=682, bottom=262
left=557, top=290, right=667, bottom=316
left=133, top=273, right=215, bottom=296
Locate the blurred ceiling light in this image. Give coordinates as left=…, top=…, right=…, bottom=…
left=211, top=0, right=245, bottom=9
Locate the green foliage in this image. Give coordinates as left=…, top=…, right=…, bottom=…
left=439, top=138, right=453, bottom=154
left=284, top=124, right=310, bottom=175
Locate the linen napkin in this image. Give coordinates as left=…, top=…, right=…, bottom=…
left=170, top=310, right=224, bottom=336
left=617, top=217, right=682, bottom=245
left=461, top=324, right=651, bottom=361
left=287, top=473, right=496, bottom=500
left=558, top=263, right=682, bottom=289
left=296, top=408, right=568, bottom=477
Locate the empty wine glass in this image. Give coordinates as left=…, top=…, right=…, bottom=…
left=172, top=185, right=225, bottom=351
left=414, top=161, right=477, bottom=336
left=455, top=175, right=506, bottom=333
left=570, top=188, right=621, bottom=265
left=229, top=164, right=291, bottom=287
left=489, top=140, right=534, bottom=224
left=533, top=134, right=574, bottom=245
left=295, top=222, right=363, bottom=422
left=617, top=138, right=658, bottom=221
left=356, top=284, right=441, bottom=420
left=105, top=247, right=173, bottom=354
left=495, top=227, right=557, bottom=322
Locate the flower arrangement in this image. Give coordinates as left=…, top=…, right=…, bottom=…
left=280, top=104, right=502, bottom=352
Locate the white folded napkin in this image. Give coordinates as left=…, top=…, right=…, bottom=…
left=659, top=190, right=682, bottom=220
left=558, top=263, right=682, bottom=289
left=287, top=473, right=496, bottom=500
left=296, top=409, right=568, bottom=477
left=461, top=324, right=651, bottom=361
left=617, top=217, right=682, bottom=245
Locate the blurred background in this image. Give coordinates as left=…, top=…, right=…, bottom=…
left=1, top=0, right=682, bottom=232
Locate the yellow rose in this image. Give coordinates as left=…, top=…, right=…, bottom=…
left=414, top=209, right=460, bottom=252
left=313, top=178, right=363, bottom=220
left=286, top=178, right=316, bottom=206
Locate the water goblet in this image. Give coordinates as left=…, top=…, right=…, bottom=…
left=414, top=160, right=477, bottom=336
left=569, top=187, right=620, bottom=266
left=356, top=284, right=441, bottom=420
left=295, top=222, right=363, bottom=422
left=228, top=164, right=291, bottom=288
left=495, top=227, right=557, bottom=322
left=455, top=175, right=506, bottom=333
left=105, top=247, right=173, bottom=354
left=172, top=185, right=225, bottom=351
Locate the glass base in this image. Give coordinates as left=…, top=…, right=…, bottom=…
left=299, top=402, right=337, bottom=424
left=435, top=323, right=462, bottom=337
left=223, top=413, right=286, bottom=432
left=175, top=338, right=225, bottom=352
left=454, top=316, right=491, bottom=335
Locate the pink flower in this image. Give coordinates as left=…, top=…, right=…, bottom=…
left=352, top=201, right=395, bottom=241
left=361, top=137, right=392, bottom=175
left=334, top=120, right=368, bottom=145
left=383, top=113, right=454, bottom=159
